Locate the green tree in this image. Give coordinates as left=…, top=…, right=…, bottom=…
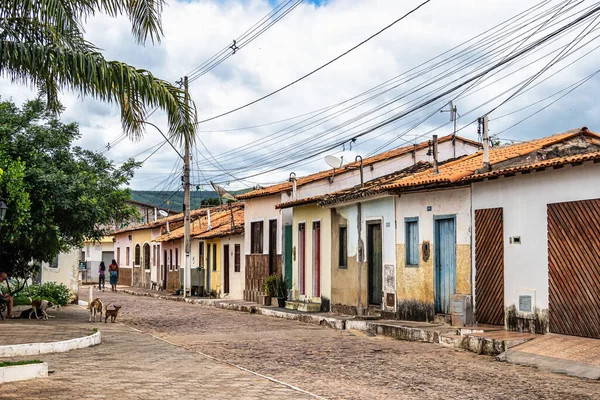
left=0, top=0, right=196, bottom=143
left=0, top=99, right=140, bottom=279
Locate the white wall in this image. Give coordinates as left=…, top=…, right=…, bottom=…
left=40, top=248, right=80, bottom=293
left=244, top=195, right=283, bottom=255
left=221, top=235, right=245, bottom=299
left=472, top=162, right=600, bottom=313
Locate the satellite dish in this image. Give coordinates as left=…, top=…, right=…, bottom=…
left=325, top=155, right=343, bottom=169
left=210, top=181, right=237, bottom=202
left=158, top=210, right=168, bottom=217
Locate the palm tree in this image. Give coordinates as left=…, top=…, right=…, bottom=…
left=0, top=0, right=196, bottom=144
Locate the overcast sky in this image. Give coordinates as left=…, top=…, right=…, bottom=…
left=2, top=0, right=599, bottom=192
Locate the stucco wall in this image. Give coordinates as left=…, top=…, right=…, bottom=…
left=291, top=205, right=331, bottom=301
left=472, top=162, right=600, bottom=315
left=395, top=188, right=472, bottom=312
left=244, top=195, right=283, bottom=256
left=220, top=235, right=245, bottom=299
left=40, top=247, right=80, bottom=294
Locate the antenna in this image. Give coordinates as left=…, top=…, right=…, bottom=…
left=325, top=155, right=343, bottom=183
left=210, top=181, right=236, bottom=206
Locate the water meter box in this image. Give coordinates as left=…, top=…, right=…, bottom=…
left=450, top=294, right=473, bottom=327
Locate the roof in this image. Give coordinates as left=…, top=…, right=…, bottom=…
left=128, top=199, right=178, bottom=214
left=380, top=128, right=600, bottom=191
left=237, top=134, right=481, bottom=200
left=155, top=203, right=244, bottom=242
left=112, top=207, right=212, bottom=235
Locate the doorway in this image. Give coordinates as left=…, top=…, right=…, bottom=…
left=162, top=250, right=167, bottom=290
left=223, top=244, right=230, bottom=294
left=284, top=225, right=293, bottom=290
left=269, top=220, right=278, bottom=275
left=312, top=221, right=321, bottom=297
left=367, top=222, right=382, bottom=306
left=434, top=216, right=456, bottom=314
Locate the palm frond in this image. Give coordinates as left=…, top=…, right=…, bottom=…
left=0, top=39, right=197, bottom=143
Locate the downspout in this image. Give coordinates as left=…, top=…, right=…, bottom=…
left=355, top=156, right=364, bottom=188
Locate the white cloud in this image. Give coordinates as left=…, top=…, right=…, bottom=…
left=2, top=0, right=599, bottom=191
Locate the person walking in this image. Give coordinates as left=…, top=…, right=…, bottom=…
left=108, top=259, right=119, bottom=292
left=98, top=261, right=106, bottom=291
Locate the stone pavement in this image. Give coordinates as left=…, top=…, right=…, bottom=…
left=0, top=306, right=92, bottom=345
left=0, top=305, right=316, bottom=399
left=78, top=288, right=600, bottom=399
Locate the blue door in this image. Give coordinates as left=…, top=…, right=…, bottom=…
left=434, top=216, right=456, bottom=314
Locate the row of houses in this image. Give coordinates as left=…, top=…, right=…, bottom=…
left=112, top=128, right=600, bottom=340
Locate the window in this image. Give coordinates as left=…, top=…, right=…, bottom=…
left=126, top=247, right=130, bottom=266
left=338, top=226, right=348, bottom=269
left=153, top=245, right=156, bottom=267
left=250, top=221, right=263, bottom=254
left=49, top=255, right=59, bottom=269
left=199, top=242, right=204, bottom=268
left=405, top=217, right=419, bottom=267
left=207, top=244, right=211, bottom=273
left=212, top=244, right=217, bottom=271
left=175, top=248, right=179, bottom=271
left=169, top=249, right=173, bottom=271
left=163, top=250, right=167, bottom=270
left=116, top=247, right=121, bottom=265
left=134, top=244, right=141, bottom=266
left=234, top=244, right=241, bottom=272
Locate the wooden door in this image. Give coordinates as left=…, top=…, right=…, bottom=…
left=548, top=199, right=600, bottom=338
left=223, top=244, right=230, bottom=294
left=206, top=244, right=211, bottom=293
left=162, top=250, right=167, bottom=290
left=367, top=223, right=382, bottom=306
left=298, top=223, right=306, bottom=295
left=312, top=221, right=321, bottom=297
left=475, top=208, right=504, bottom=325
left=269, top=220, right=278, bottom=275
left=143, top=244, right=150, bottom=269
left=285, top=225, right=293, bottom=290
left=435, top=216, right=456, bottom=314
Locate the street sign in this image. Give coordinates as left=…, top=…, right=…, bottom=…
left=78, top=261, right=87, bottom=270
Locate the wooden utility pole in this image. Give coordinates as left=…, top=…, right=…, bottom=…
left=183, top=76, right=191, bottom=298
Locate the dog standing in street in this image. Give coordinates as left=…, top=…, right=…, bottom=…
left=104, top=304, right=121, bottom=323
left=89, top=298, right=103, bottom=322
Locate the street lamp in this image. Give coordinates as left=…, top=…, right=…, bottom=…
left=0, top=198, right=7, bottom=221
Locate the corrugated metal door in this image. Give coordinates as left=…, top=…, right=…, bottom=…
left=367, top=223, right=382, bottom=306
left=475, top=208, right=505, bottom=325
left=434, top=216, right=456, bottom=314
left=548, top=199, right=600, bottom=338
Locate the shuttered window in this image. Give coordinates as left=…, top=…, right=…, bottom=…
left=212, top=244, right=217, bottom=271
left=175, top=248, right=179, bottom=271
left=251, top=221, right=263, bottom=254
left=339, top=226, right=347, bottom=269
left=234, top=244, right=241, bottom=272
left=199, top=242, right=204, bottom=268
left=405, top=218, right=419, bottom=267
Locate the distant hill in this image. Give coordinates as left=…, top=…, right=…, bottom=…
left=130, top=189, right=251, bottom=212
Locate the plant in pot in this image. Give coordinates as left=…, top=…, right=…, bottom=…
left=261, top=274, right=278, bottom=306
left=275, top=275, right=288, bottom=308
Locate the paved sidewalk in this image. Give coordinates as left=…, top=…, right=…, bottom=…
left=0, top=306, right=93, bottom=345
left=1, top=306, right=316, bottom=399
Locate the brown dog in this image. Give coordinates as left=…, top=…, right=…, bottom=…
left=89, top=298, right=103, bottom=322
left=28, top=298, right=54, bottom=320
left=104, top=304, right=121, bottom=323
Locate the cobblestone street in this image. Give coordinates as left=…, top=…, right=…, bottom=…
left=52, top=288, right=599, bottom=400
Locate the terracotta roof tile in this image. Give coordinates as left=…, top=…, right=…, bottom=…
left=381, top=128, right=600, bottom=190
left=238, top=134, right=480, bottom=200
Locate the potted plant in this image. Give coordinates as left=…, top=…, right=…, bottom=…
left=275, top=275, right=288, bottom=308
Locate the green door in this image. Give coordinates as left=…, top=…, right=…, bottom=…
left=284, top=225, right=293, bottom=289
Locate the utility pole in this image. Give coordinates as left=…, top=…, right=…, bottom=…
left=183, top=76, right=191, bottom=298
left=480, top=115, right=491, bottom=172
left=441, top=101, right=458, bottom=158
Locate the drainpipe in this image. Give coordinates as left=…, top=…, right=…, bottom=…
left=355, top=156, right=364, bottom=188
left=432, top=135, right=439, bottom=174
left=154, top=207, right=157, bottom=222
left=289, top=172, right=297, bottom=201
left=166, top=220, right=170, bottom=233
left=482, top=116, right=491, bottom=171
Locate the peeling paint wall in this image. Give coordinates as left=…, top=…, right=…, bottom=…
left=291, top=204, right=332, bottom=301
left=396, top=188, right=472, bottom=316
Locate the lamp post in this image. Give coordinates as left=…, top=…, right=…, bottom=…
left=0, top=197, right=7, bottom=221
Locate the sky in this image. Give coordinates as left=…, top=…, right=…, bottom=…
left=2, top=0, right=599, bottom=194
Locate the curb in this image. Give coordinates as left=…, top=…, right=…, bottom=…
left=0, top=362, right=48, bottom=383
left=121, top=289, right=518, bottom=356
left=0, top=331, right=101, bottom=358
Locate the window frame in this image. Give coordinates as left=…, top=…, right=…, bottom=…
left=126, top=247, right=130, bottom=266
left=199, top=242, right=204, bottom=268
left=234, top=244, right=241, bottom=272
left=134, top=244, right=141, bottom=266
left=250, top=221, right=264, bottom=254
left=175, top=248, right=179, bottom=271
left=212, top=243, right=217, bottom=271
left=405, top=217, right=419, bottom=267
left=338, top=225, right=348, bottom=269
left=169, top=249, right=173, bottom=271
left=49, top=255, right=59, bottom=269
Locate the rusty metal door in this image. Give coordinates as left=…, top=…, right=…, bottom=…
left=269, top=220, right=278, bottom=275
left=223, top=244, right=230, bottom=294
left=367, top=223, right=382, bottom=306
left=548, top=199, right=600, bottom=338
left=475, top=208, right=504, bottom=325
left=312, top=221, right=321, bottom=297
